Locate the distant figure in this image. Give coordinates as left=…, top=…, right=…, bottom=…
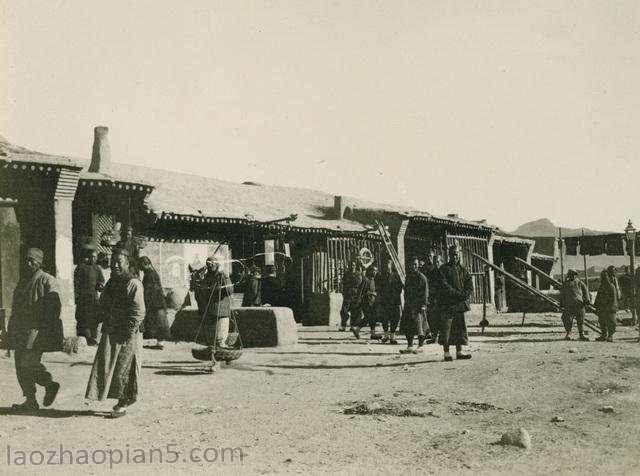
left=261, top=265, right=282, bottom=307
left=399, top=257, right=429, bottom=354
left=86, top=249, right=145, bottom=418
left=378, top=260, right=403, bottom=344
left=115, top=226, right=141, bottom=275
left=97, top=252, right=111, bottom=284
left=422, top=251, right=442, bottom=340
left=495, top=268, right=506, bottom=312
left=339, top=261, right=362, bottom=331
left=594, top=267, right=619, bottom=342
left=191, top=256, right=234, bottom=349
left=74, top=247, right=105, bottom=345
left=635, top=266, right=640, bottom=320
left=138, top=256, right=170, bottom=349
left=351, top=265, right=378, bottom=340
left=3, top=248, right=63, bottom=411
left=438, top=245, right=473, bottom=362
left=618, top=266, right=633, bottom=312
left=242, top=266, right=262, bottom=307
left=559, top=269, right=591, bottom=341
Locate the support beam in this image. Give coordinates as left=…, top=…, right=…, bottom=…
left=515, top=257, right=562, bottom=289
left=473, top=253, right=600, bottom=333
left=53, top=198, right=77, bottom=337
left=53, top=168, right=80, bottom=337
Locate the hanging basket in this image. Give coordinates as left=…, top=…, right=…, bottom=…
left=191, top=345, right=243, bottom=363
left=190, top=270, right=244, bottom=364
left=192, top=329, right=242, bottom=363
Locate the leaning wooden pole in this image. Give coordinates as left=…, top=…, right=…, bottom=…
left=514, top=256, right=599, bottom=313
left=515, top=257, right=562, bottom=289
left=559, top=227, right=565, bottom=282
left=472, top=253, right=600, bottom=333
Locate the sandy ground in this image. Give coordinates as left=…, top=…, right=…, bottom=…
left=1, top=312, right=639, bottom=476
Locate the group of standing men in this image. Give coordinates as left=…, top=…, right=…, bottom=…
left=560, top=264, right=640, bottom=343
left=340, top=244, right=474, bottom=361
left=2, top=231, right=176, bottom=418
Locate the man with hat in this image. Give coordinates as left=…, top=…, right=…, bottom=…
left=2, top=248, right=63, bottom=411
left=74, top=245, right=105, bottom=345
left=437, top=244, right=473, bottom=361
left=560, top=269, right=591, bottom=341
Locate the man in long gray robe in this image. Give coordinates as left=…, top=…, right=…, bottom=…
left=85, top=249, right=145, bottom=418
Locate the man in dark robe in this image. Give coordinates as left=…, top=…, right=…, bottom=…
left=635, top=266, right=640, bottom=325
left=594, top=267, right=619, bottom=342
left=74, top=247, right=105, bottom=345
left=399, top=257, right=429, bottom=353
left=86, top=249, right=145, bottom=418
left=3, top=248, right=63, bottom=411
left=97, top=252, right=111, bottom=284
left=438, top=245, right=473, bottom=361
left=115, top=226, right=141, bottom=275
left=560, top=269, right=591, bottom=341
left=261, top=265, right=282, bottom=307
left=421, top=250, right=442, bottom=341
left=138, top=256, right=170, bottom=349
left=339, top=261, right=362, bottom=331
left=378, top=260, right=403, bottom=344
left=242, top=266, right=262, bottom=307
left=351, top=265, right=378, bottom=339
left=618, top=267, right=633, bottom=311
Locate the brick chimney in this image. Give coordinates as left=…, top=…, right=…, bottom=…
left=334, top=196, right=347, bottom=219
left=89, top=126, right=111, bottom=174
left=447, top=213, right=459, bottom=219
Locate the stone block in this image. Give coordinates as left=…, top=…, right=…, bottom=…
left=170, top=306, right=298, bottom=348
left=303, top=292, right=342, bottom=326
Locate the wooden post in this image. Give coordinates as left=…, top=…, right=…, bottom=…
left=582, top=229, right=589, bottom=289
left=630, top=236, right=637, bottom=326
left=559, top=227, right=565, bottom=283
left=480, top=265, right=489, bottom=333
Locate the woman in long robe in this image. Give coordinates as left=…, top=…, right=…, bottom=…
left=85, top=249, right=145, bottom=418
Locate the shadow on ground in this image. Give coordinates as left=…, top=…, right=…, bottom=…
left=0, top=407, right=104, bottom=418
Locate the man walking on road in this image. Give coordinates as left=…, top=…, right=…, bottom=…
left=3, top=248, right=63, bottom=411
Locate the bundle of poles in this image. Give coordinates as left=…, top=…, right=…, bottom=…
left=472, top=253, right=600, bottom=333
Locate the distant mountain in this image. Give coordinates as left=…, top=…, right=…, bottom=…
left=511, top=218, right=613, bottom=237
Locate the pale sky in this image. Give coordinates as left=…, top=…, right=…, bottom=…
left=2, top=0, right=639, bottom=232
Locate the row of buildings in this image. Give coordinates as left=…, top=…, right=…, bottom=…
left=0, top=127, right=555, bottom=336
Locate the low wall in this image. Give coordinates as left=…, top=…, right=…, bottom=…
left=302, top=292, right=342, bottom=326
left=170, top=306, right=298, bottom=348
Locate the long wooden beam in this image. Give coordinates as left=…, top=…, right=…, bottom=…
left=473, top=253, right=563, bottom=309
left=472, top=253, right=600, bottom=333
left=514, top=256, right=598, bottom=314
left=515, top=257, right=562, bottom=289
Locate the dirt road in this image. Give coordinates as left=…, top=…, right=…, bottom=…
left=1, top=312, right=639, bottom=475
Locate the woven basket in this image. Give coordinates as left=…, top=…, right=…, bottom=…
left=191, top=346, right=243, bottom=363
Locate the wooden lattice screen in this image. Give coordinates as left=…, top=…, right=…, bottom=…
left=302, top=237, right=382, bottom=294
left=445, top=234, right=491, bottom=304
left=93, top=213, right=116, bottom=255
